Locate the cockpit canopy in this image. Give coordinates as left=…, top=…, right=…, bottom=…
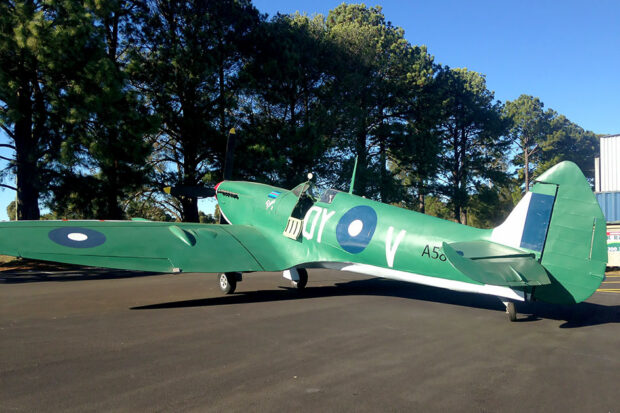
left=290, top=182, right=341, bottom=204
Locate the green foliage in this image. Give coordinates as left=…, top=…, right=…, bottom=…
left=424, top=196, right=453, bottom=221
left=434, top=67, right=510, bottom=223
left=325, top=4, right=436, bottom=202
left=1, top=0, right=154, bottom=220
left=128, top=0, right=261, bottom=222
left=504, top=94, right=553, bottom=190
left=538, top=114, right=599, bottom=181
left=505, top=94, right=599, bottom=188
left=198, top=210, right=216, bottom=224
left=0, top=1, right=601, bottom=227
left=124, top=198, right=173, bottom=222
left=467, top=180, right=522, bottom=229
left=236, top=13, right=335, bottom=188
left=6, top=200, right=16, bottom=221
left=0, top=0, right=106, bottom=219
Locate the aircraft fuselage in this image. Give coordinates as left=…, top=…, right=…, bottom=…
left=216, top=181, right=524, bottom=301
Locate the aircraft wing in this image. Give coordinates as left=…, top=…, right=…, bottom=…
left=0, top=220, right=287, bottom=273
left=442, top=240, right=551, bottom=287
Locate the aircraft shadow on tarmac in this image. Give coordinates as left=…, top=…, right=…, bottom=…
left=131, top=277, right=620, bottom=329
left=0, top=269, right=159, bottom=283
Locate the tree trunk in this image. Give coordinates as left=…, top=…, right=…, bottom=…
left=223, top=130, right=236, bottom=181
left=181, top=137, right=199, bottom=222
left=14, top=74, right=40, bottom=220
left=180, top=196, right=199, bottom=222
left=101, top=163, right=123, bottom=219
left=455, top=127, right=468, bottom=224
left=379, top=137, right=386, bottom=202
left=452, top=130, right=461, bottom=223
left=524, top=148, right=530, bottom=192
left=15, top=163, right=40, bottom=220
left=218, top=39, right=229, bottom=180
left=453, top=203, right=461, bottom=224
left=355, top=131, right=367, bottom=197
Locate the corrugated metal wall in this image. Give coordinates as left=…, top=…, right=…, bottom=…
left=600, top=135, right=620, bottom=192
left=597, top=192, right=620, bottom=222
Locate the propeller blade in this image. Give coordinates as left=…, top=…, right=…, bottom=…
left=163, top=185, right=216, bottom=198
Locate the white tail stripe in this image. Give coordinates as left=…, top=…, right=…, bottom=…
left=491, top=192, right=531, bottom=249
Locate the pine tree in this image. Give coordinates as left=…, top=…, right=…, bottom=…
left=0, top=0, right=102, bottom=219
left=128, top=0, right=260, bottom=222
left=434, top=68, right=510, bottom=224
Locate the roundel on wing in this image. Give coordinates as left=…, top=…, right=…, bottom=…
left=336, top=206, right=377, bottom=254
left=48, top=227, right=106, bottom=248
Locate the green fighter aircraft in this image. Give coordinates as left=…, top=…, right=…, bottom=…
left=0, top=161, right=607, bottom=321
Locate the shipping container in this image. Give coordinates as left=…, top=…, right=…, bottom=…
left=596, top=192, right=620, bottom=223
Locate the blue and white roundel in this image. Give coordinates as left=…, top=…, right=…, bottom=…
left=336, top=206, right=377, bottom=254
left=48, top=227, right=106, bottom=248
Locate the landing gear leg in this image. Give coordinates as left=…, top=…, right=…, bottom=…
left=502, top=301, right=517, bottom=322
left=218, top=272, right=241, bottom=294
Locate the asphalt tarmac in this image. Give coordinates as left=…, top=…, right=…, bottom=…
left=1, top=268, right=619, bottom=412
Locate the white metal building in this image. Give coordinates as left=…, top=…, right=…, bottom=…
left=595, top=134, right=620, bottom=192
left=594, top=134, right=620, bottom=266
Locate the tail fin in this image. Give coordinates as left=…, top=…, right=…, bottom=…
left=491, top=161, right=607, bottom=304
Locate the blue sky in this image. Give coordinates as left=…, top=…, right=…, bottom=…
left=1, top=0, right=618, bottom=220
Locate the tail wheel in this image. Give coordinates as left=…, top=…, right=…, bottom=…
left=291, top=268, right=308, bottom=290
left=506, top=302, right=517, bottom=322
left=218, top=272, right=238, bottom=294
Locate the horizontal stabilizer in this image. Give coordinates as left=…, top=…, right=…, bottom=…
left=442, top=241, right=550, bottom=287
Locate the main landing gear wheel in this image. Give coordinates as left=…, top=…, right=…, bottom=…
left=506, top=302, right=517, bottom=322
left=218, top=272, right=239, bottom=294
left=291, top=268, right=308, bottom=290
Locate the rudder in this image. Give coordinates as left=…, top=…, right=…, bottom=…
left=491, top=161, right=607, bottom=304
